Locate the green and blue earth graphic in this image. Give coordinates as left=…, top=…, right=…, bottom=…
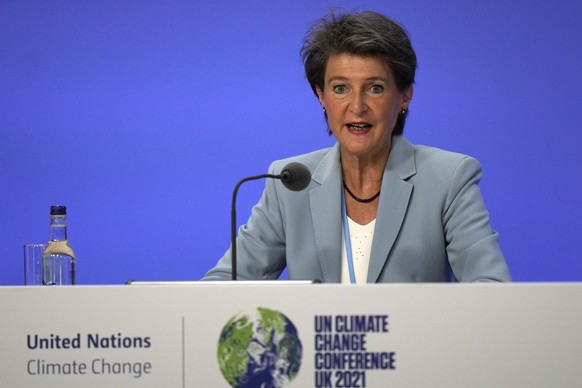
left=217, top=307, right=303, bottom=387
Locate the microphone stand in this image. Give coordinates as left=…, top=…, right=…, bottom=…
left=231, top=174, right=279, bottom=280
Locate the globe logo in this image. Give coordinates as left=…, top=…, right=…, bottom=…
left=217, top=307, right=303, bottom=387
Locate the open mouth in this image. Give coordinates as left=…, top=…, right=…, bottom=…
left=346, top=123, right=372, bottom=131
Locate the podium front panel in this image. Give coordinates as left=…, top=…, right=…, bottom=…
left=1, top=283, right=581, bottom=387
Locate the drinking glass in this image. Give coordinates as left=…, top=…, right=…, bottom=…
left=24, top=243, right=46, bottom=285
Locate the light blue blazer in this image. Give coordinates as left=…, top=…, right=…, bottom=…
left=204, top=135, right=511, bottom=282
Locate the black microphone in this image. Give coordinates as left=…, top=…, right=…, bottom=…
left=279, top=162, right=312, bottom=191
left=231, top=162, right=311, bottom=280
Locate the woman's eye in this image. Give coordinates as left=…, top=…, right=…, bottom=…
left=369, top=84, right=384, bottom=94
left=332, top=85, right=348, bottom=94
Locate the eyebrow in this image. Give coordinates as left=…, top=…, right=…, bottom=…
left=326, top=76, right=389, bottom=84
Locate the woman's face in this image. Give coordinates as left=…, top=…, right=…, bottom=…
left=316, top=53, right=412, bottom=160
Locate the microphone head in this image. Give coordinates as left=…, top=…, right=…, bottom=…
left=280, top=162, right=311, bottom=191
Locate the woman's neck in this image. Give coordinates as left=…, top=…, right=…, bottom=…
left=340, top=147, right=389, bottom=225
left=340, top=148, right=389, bottom=192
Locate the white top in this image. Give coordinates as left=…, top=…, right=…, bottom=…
left=341, top=217, right=376, bottom=284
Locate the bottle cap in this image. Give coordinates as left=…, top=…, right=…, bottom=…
left=50, top=205, right=67, bottom=215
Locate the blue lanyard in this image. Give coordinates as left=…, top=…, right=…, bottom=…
left=341, top=189, right=357, bottom=284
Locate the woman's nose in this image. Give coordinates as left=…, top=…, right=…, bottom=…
left=349, top=91, right=368, bottom=115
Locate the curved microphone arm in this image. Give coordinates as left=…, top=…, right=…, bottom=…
left=231, top=174, right=279, bottom=280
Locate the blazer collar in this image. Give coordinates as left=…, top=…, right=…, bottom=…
left=309, top=136, right=417, bottom=283
left=311, top=135, right=416, bottom=183
left=310, top=144, right=343, bottom=282
left=369, top=135, right=416, bottom=282
left=386, top=135, right=416, bottom=180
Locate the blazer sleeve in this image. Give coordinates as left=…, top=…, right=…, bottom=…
left=443, top=156, right=511, bottom=282
left=202, top=162, right=287, bottom=280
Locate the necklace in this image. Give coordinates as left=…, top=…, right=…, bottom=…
left=342, top=180, right=381, bottom=203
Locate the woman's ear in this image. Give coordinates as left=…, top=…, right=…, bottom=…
left=402, top=85, right=414, bottom=110
left=315, top=86, right=325, bottom=108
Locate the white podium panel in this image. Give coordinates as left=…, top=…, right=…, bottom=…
left=1, top=283, right=581, bottom=387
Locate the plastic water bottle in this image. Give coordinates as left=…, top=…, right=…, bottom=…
left=42, top=205, right=76, bottom=285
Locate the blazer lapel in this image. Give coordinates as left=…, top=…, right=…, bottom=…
left=367, top=136, right=416, bottom=283
left=310, top=144, right=343, bottom=282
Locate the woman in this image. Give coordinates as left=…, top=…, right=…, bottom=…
left=203, top=11, right=511, bottom=283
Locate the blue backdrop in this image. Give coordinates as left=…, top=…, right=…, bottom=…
left=2, top=1, right=581, bottom=285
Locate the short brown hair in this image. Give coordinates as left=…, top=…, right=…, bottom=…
left=301, top=11, right=417, bottom=135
